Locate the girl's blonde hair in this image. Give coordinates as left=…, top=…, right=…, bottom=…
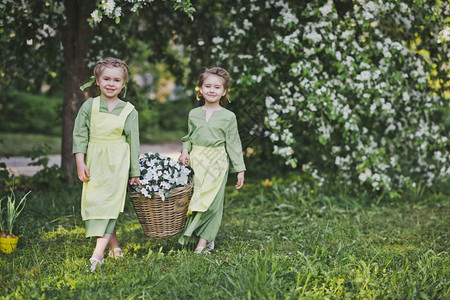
left=196, top=67, right=230, bottom=105
left=94, top=57, right=129, bottom=83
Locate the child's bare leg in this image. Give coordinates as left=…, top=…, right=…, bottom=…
left=88, top=233, right=112, bottom=272
left=194, top=237, right=207, bottom=253
left=108, top=230, right=123, bottom=257
left=109, top=230, right=119, bottom=249
left=92, top=233, right=112, bottom=259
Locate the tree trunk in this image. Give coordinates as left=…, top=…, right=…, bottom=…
left=60, top=0, right=94, bottom=184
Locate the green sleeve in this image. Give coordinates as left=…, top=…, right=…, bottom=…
left=124, top=109, right=140, bottom=178
left=225, top=115, right=246, bottom=173
left=181, top=112, right=193, bottom=152
left=72, top=99, right=93, bottom=154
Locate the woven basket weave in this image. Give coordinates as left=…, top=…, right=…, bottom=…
left=128, top=183, right=193, bottom=239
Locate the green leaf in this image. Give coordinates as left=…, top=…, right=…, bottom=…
left=318, top=135, right=327, bottom=145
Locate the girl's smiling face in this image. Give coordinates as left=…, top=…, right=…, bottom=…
left=96, top=67, right=125, bottom=100
left=200, top=74, right=226, bottom=105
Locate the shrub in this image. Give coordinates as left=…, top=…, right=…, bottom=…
left=0, top=91, right=61, bottom=136
left=207, top=0, right=449, bottom=193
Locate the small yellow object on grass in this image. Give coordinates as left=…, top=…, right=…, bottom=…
left=0, top=235, right=19, bottom=254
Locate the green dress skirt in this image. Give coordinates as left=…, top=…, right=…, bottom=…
left=178, top=145, right=229, bottom=244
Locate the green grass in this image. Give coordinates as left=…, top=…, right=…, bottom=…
left=0, top=179, right=449, bottom=299
left=0, top=133, right=61, bottom=157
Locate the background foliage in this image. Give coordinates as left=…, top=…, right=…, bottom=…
left=0, top=0, right=448, bottom=192
left=0, top=91, right=62, bottom=136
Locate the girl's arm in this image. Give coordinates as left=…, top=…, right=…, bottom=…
left=179, top=111, right=193, bottom=166
left=75, top=153, right=90, bottom=182
left=235, top=171, right=245, bottom=189
left=225, top=115, right=245, bottom=189
left=125, top=109, right=140, bottom=178
left=124, top=109, right=140, bottom=186
left=73, top=98, right=92, bottom=154
left=225, top=114, right=246, bottom=173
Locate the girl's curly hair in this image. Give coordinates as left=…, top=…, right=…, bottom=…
left=196, top=67, right=230, bottom=105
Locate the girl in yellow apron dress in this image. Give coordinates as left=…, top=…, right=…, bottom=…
left=73, top=57, right=140, bottom=272
left=178, top=67, right=246, bottom=254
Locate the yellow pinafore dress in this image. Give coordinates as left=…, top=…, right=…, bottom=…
left=81, top=97, right=134, bottom=237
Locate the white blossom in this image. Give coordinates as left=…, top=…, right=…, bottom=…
left=356, top=70, right=371, bottom=81
left=134, top=152, right=193, bottom=200
left=304, top=31, right=322, bottom=43
left=319, top=3, right=333, bottom=16
left=101, top=0, right=116, bottom=15
left=212, top=37, right=224, bottom=44
left=114, top=6, right=122, bottom=18
left=437, top=26, right=450, bottom=43
left=91, top=9, right=102, bottom=23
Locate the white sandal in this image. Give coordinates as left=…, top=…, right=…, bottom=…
left=203, top=241, right=214, bottom=254
left=108, top=247, right=124, bottom=259
left=194, top=246, right=205, bottom=254
left=89, top=257, right=104, bottom=272
left=206, top=241, right=215, bottom=251
left=194, top=241, right=215, bottom=255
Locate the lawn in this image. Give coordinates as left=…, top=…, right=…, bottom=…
left=1, top=178, right=449, bottom=299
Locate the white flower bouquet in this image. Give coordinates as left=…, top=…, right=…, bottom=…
left=132, top=152, right=193, bottom=201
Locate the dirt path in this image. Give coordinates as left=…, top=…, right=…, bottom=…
left=1, top=142, right=182, bottom=177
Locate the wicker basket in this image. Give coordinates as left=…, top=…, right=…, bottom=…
left=128, top=183, right=193, bottom=239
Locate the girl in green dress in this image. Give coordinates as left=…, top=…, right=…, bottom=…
left=73, top=57, right=140, bottom=272
left=178, top=67, right=246, bottom=254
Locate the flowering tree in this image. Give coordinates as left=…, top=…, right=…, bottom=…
left=206, top=0, right=449, bottom=192
left=90, top=0, right=195, bottom=24
left=0, top=0, right=194, bottom=184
